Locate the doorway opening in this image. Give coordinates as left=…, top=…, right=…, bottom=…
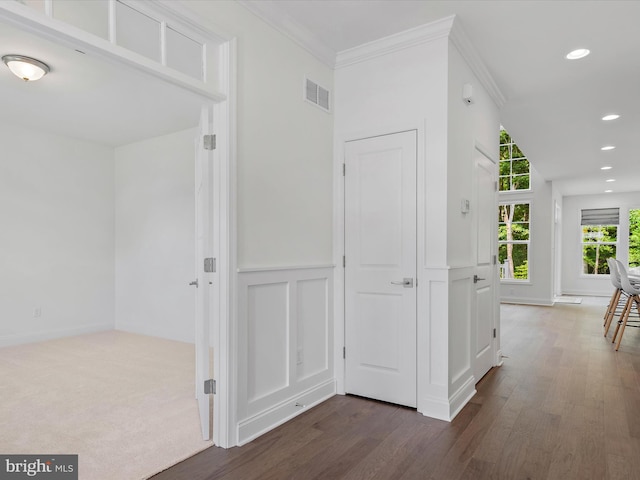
left=0, top=8, right=233, bottom=476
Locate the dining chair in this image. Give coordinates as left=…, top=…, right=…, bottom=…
left=603, top=258, right=625, bottom=336
left=612, top=259, right=640, bottom=351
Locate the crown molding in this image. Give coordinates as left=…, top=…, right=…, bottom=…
left=335, top=15, right=455, bottom=69
left=237, top=0, right=336, bottom=68
left=449, top=19, right=506, bottom=109
left=233, top=3, right=506, bottom=108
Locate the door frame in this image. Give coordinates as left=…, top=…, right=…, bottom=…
left=0, top=3, right=239, bottom=448
left=210, top=38, right=238, bottom=448
left=343, top=130, right=419, bottom=407
left=472, top=142, right=501, bottom=375
left=334, top=123, right=425, bottom=396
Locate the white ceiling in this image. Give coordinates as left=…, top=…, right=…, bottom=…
left=243, top=0, right=640, bottom=197
left=3, top=1, right=639, bottom=197
left=0, top=20, right=203, bottom=147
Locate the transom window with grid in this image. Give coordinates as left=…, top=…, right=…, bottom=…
left=499, top=129, right=530, bottom=191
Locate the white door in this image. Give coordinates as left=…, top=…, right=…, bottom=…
left=472, top=149, right=497, bottom=382
left=344, top=131, right=417, bottom=408
left=194, top=105, right=214, bottom=440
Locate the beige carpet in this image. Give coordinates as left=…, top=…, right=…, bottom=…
left=0, top=331, right=212, bottom=479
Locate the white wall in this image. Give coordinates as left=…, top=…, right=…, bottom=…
left=561, top=191, right=640, bottom=296
left=114, top=128, right=196, bottom=343
left=0, top=123, right=115, bottom=346
left=447, top=44, right=500, bottom=268
left=498, top=163, right=554, bottom=305
left=446, top=40, right=500, bottom=413
left=180, top=0, right=337, bottom=445
left=185, top=0, right=334, bottom=269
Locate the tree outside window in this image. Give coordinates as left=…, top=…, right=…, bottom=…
left=580, top=208, right=619, bottom=275
left=582, top=225, right=617, bottom=274
left=498, top=203, right=530, bottom=280
left=500, top=129, right=530, bottom=192
left=629, top=209, right=640, bottom=268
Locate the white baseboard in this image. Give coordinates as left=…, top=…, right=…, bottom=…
left=561, top=290, right=609, bottom=298
left=419, top=376, right=476, bottom=422
left=500, top=296, right=553, bottom=306
left=448, top=375, right=477, bottom=420
left=0, top=323, right=114, bottom=348
left=237, top=379, right=336, bottom=446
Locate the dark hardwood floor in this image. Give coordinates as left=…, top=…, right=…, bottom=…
left=152, top=298, right=640, bottom=480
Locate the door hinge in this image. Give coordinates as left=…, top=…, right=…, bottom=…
left=203, top=134, right=216, bottom=150
left=493, top=254, right=497, bottom=265
left=204, top=379, right=216, bottom=395
left=343, top=346, right=346, bottom=359
left=343, top=255, right=346, bottom=268
left=493, top=328, right=497, bottom=339
left=494, top=180, right=498, bottom=192
left=204, top=257, right=216, bottom=273
left=343, top=163, right=346, bottom=176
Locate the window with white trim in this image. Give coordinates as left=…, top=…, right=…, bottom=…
left=499, top=129, right=530, bottom=192
left=581, top=208, right=619, bottom=275
left=499, top=202, right=530, bottom=280
left=629, top=208, right=640, bottom=268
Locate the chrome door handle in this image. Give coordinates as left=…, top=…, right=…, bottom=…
left=391, top=278, right=414, bottom=288
left=189, top=279, right=199, bottom=288
left=473, top=275, right=485, bottom=284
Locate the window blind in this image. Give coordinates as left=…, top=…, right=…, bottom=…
left=580, top=207, right=619, bottom=225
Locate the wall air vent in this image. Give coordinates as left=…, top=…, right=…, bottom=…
left=304, top=76, right=331, bottom=113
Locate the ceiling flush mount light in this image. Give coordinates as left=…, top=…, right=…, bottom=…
left=606, top=178, right=616, bottom=182
left=601, top=145, right=616, bottom=151
left=566, top=48, right=590, bottom=60
left=602, top=114, right=620, bottom=121
left=605, top=190, right=613, bottom=193
left=2, top=54, right=50, bottom=81
left=601, top=166, right=613, bottom=170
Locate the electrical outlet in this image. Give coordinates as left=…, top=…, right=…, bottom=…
left=296, top=348, right=303, bottom=365
left=33, top=307, right=42, bottom=318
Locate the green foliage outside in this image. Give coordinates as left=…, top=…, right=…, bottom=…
left=498, top=203, right=530, bottom=280
left=629, top=209, right=640, bottom=268
left=498, top=245, right=529, bottom=280
left=499, top=129, right=530, bottom=192
left=515, top=260, right=529, bottom=279
left=499, top=129, right=531, bottom=281
left=582, top=225, right=617, bottom=274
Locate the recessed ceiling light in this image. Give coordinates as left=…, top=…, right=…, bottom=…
left=606, top=179, right=616, bottom=182
left=605, top=190, right=613, bottom=193
left=601, top=146, right=616, bottom=151
left=602, top=114, right=620, bottom=121
left=566, top=48, right=590, bottom=60
left=601, top=166, right=613, bottom=170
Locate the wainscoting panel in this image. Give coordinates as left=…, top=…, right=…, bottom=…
left=419, top=266, right=476, bottom=421
left=247, top=282, right=289, bottom=403
left=449, top=276, right=471, bottom=385
left=237, top=266, right=335, bottom=444
left=297, top=278, right=329, bottom=381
